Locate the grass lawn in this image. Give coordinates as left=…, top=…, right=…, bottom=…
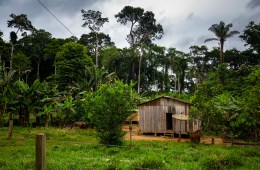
left=0, top=126, right=259, bottom=170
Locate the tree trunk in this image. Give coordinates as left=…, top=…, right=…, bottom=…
left=37, top=60, right=41, bottom=80
left=25, top=108, right=30, bottom=127
left=45, top=114, right=49, bottom=128
left=95, top=32, right=99, bottom=67
left=10, top=44, right=14, bottom=72
left=162, top=65, right=165, bottom=91
left=164, top=64, right=169, bottom=92
left=177, top=73, right=180, bottom=94
left=175, top=74, right=177, bottom=92
left=132, top=62, right=136, bottom=81
left=137, top=52, right=143, bottom=94
left=220, top=40, right=224, bottom=63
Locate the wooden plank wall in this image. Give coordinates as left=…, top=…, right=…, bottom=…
left=139, top=97, right=192, bottom=134
left=139, top=106, right=168, bottom=133
left=162, top=99, right=189, bottom=134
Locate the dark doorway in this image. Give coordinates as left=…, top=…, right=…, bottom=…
left=166, top=113, right=173, bottom=130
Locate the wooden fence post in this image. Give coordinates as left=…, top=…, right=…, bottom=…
left=7, top=120, right=13, bottom=140
left=36, top=133, right=46, bottom=170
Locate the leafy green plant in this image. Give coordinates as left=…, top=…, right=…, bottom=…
left=85, top=80, right=136, bottom=145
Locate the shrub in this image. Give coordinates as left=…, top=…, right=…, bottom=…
left=85, top=80, right=136, bottom=145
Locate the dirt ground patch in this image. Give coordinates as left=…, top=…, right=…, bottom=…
left=123, top=124, right=224, bottom=144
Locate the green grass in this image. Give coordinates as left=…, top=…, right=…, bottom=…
left=0, top=127, right=260, bottom=170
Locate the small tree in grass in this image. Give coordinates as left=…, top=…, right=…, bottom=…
left=85, top=80, right=136, bottom=145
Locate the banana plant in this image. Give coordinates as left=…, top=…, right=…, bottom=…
left=0, top=62, right=16, bottom=138
left=60, top=95, right=75, bottom=126
left=38, top=105, right=56, bottom=128
left=14, top=79, right=41, bottom=128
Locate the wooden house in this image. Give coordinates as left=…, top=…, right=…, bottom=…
left=138, top=96, right=200, bottom=135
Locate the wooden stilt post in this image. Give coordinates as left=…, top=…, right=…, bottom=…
left=36, top=133, right=46, bottom=170
left=211, top=138, right=214, bottom=144
left=178, top=130, right=181, bottom=142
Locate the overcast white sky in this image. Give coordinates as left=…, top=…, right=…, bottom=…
left=0, top=0, right=259, bottom=52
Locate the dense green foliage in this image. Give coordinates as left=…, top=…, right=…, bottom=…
left=192, top=64, right=260, bottom=139
left=0, top=127, right=259, bottom=170
left=56, top=42, right=93, bottom=90
left=85, top=80, right=136, bottom=145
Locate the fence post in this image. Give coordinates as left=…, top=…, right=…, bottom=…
left=7, top=119, right=13, bottom=140
left=36, top=133, right=46, bottom=170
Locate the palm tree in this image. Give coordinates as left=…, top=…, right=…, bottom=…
left=85, top=66, right=115, bottom=92
left=205, top=21, right=239, bottom=63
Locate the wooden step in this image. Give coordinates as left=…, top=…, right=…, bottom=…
left=164, top=130, right=174, bottom=137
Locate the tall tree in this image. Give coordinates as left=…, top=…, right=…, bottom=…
left=43, top=38, right=66, bottom=80
left=81, top=9, right=109, bottom=67
left=240, top=21, right=260, bottom=53
left=115, top=6, right=163, bottom=45
left=240, top=21, right=260, bottom=62
left=168, top=48, right=189, bottom=93
left=115, top=6, right=144, bottom=45
left=56, top=42, right=93, bottom=90
left=100, top=46, right=121, bottom=72
left=8, top=31, right=18, bottom=72
left=7, top=13, right=34, bottom=72
left=31, top=29, right=52, bottom=80
left=189, top=45, right=208, bottom=85
left=101, top=47, right=138, bottom=84
left=150, top=45, right=168, bottom=91
left=7, top=13, right=34, bottom=34
left=19, top=29, right=52, bottom=80
left=115, top=6, right=163, bottom=93
left=204, top=21, right=239, bottom=63
left=79, top=32, right=114, bottom=61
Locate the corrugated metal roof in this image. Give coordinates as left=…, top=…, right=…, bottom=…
left=138, top=96, right=192, bottom=106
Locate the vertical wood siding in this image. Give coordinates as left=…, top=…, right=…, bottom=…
left=139, top=97, right=194, bottom=134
